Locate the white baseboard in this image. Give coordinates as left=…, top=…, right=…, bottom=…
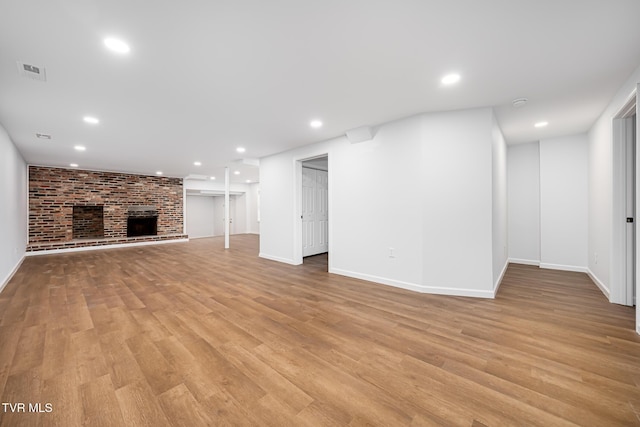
left=259, top=253, right=301, bottom=266
left=509, top=261, right=613, bottom=304
left=25, top=238, right=189, bottom=256
left=329, top=267, right=495, bottom=299
left=539, top=263, right=588, bottom=273
left=508, top=258, right=540, bottom=266
left=192, top=233, right=258, bottom=239
left=587, top=269, right=610, bottom=299
left=493, top=260, right=509, bottom=297
left=0, top=255, right=25, bottom=295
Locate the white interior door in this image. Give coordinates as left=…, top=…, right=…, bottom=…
left=213, top=196, right=236, bottom=235
left=225, top=197, right=236, bottom=235
left=316, top=169, right=328, bottom=253
left=302, top=167, right=328, bottom=257
left=302, top=167, right=316, bottom=256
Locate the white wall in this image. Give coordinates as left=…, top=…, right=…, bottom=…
left=234, top=194, right=247, bottom=234
left=0, top=124, right=27, bottom=292
left=492, top=115, right=508, bottom=288
left=260, top=107, right=501, bottom=297
left=246, top=183, right=260, bottom=234
left=540, top=134, right=589, bottom=271
left=186, top=195, right=215, bottom=238
left=333, top=114, right=424, bottom=290
left=420, top=108, right=495, bottom=296
left=508, top=142, right=540, bottom=264
left=260, top=140, right=331, bottom=265
left=184, top=179, right=258, bottom=236
left=589, top=65, right=640, bottom=288
left=587, top=63, right=640, bottom=332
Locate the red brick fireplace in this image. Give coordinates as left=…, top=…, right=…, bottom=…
left=28, top=166, right=186, bottom=252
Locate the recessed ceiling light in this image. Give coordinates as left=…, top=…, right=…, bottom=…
left=210, top=176, right=216, bottom=180
left=156, top=171, right=163, bottom=175
left=310, top=120, right=323, bottom=129
left=104, top=37, right=130, bottom=54
left=236, top=147, right=246, bottom=153
left=74, top=145, right=86, bottom=151
left=234, top=170, right=240, bottom=175
left=441, top=73, right=461, bottom=85
left=246, top=179, right=251, bottom=183
left=534, top=121, right=549, bottom=128
left=194, top=161, right=202, bottom=166
left=83, top=116, right=99, bottom=124
left=70, top=163, right=79, bottom=168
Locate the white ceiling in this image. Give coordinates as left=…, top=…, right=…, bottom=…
left=1, top=1, right=640, bottom=183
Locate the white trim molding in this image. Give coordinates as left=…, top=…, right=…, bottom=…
left=259, top=253, right=301, bottom=266
left=330, top=268, right=495, bottom=299
left=493, top=260, right=509, bottom=297
left=508, top=258, right=540, bottom=266
left=0, top=255, right=25, bottom=295
left=539, top=263, right=588, bottom=273
left=587, top=269, right=610, bottom=299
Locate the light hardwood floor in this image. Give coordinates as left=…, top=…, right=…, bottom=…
left=1, top=234, right=639, bottom=426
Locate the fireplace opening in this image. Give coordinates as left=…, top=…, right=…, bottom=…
left=73, top=205, right=104, bottom=239
left=127, top=206, right=158, bottom=237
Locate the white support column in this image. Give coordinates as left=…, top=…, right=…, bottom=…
left=225, top=166, right=230, bottom=249
left=182, top=184, right=187, bottom=236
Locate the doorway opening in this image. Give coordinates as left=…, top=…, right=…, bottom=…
left=184, top=188, right=250, bottom=240
left=296, top=154, right=329, bottom=270
left=612, top=90, right=637, bottom=307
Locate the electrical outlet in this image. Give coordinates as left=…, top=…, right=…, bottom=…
left=389, top=247, right=396, bottom=258
left=594, top=252, right=598, bottom=264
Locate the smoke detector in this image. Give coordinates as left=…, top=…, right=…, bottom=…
left=17, top=61, right=47, bottom=82
left=512, top=98, right=528, bottom=108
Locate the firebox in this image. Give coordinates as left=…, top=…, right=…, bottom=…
left=73, top=205, right=105, bottom=239
left=127, top=206, right=158, bottom=237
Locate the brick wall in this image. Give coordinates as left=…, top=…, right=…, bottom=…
left=72, top=205, right=105, bottom=239
left=29, top=166, right=183, bottom=245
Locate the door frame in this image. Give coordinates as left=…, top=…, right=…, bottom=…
left=293, top=152, right=330, bottom=266
left=301, top=165, right=329, bottom=257
left=612, top=89, right=637, bottom=306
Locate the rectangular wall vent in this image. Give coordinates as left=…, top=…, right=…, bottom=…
left=17, top=61, right=47, bottom=82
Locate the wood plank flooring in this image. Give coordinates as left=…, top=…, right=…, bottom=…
left=1, top=234, right=640, bottom=426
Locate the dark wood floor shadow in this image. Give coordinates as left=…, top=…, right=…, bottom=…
left=303, top=252, right=328, bottom=272
left=1, top=234, right=639, bottom=426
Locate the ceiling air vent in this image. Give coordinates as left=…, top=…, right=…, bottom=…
left=184, top=174, right=210, bottom=181
left=512, top=97, right=528, bottom=108
left=17, top=61, right=47, bottom=82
